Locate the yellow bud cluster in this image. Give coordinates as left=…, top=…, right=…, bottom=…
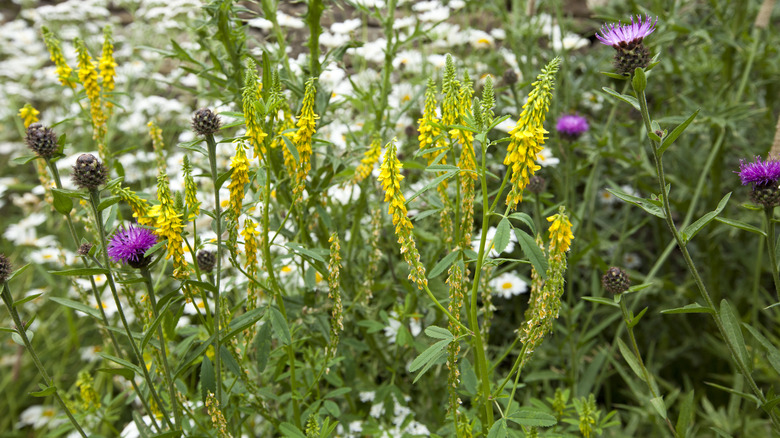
left=274, top=109, right=297, bottom=177
left=227, top=140, right=250, bottom=220
left=242, top=62, right=268, bottom=159
left=182, top=156, right=200, bottom=220
left=293, top=78, right=319, bottom=199
left=113, top=185, right=154, bottom=226
left=418, top=78, right=446, bottom=166
left=352, top=136, right=382, bottom=184
left=75, top=38, right=107, bottom=159
left=241, top=218, right=259, bottom=270
left=205, top=391, right=233, bottom=438
left=18, top=104, right=40, bottom=128
left=378, top=139, right=427, bottom=290
left=547, top=207, right=574, bottom=254
left=148, top=121, right=166, bottom=174
left=503, top=58, right=560, bottom=209
left=327, top=233, right=343, bottom=357
left=42, top=27, right=75, bottom=88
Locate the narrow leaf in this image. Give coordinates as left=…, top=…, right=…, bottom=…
left=607, top=188, right=666, bottom=219
left=429, top=250, right=460, bottom=279
left=660, top=303, right=715, bottom=314
left=720, top=299, right=750, bottom=370
left=270, top=307, right=292, bottom=345
left=602, top=87, right=640, bottom=111
left=222, top=307, right=265, bottom=342
left=676, top=390, right=695, bottom=438
left=650, top=396, right=668, bottom=419
left=659, top=109, right=700, bottom=155
left=405, top=170, right=459, bottom=205
left=50, top=267, right=109, bottom=277
left=30, top=386, right=57, bottom=397
left=424, top=325, right=454, bottom=340
left=279, top=423, right=307, bottom=438
left=254, top=322, right=272, bottom=373
left=284, top=242, right=326, bottom=263
left=49, top=297, right=102, bottom=319
left=582, top=296, right=620, bottom=308
left=682, top=192, right=731, bottom=243
left=617, top=338, right=646, bottom=382
left=506, top=408, right=557, bottom=427
left=200, top=356, right=215, bottom=403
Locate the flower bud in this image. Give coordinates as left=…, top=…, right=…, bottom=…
left=192, top=108, right=220, bottom=136
left=197, top=250, right=217, bottom=273
left=0, top=254, right=11, bottom=283
left=72, top=154, right=107, bottom=190
left=602, top=266, right=630, bottom=294
left=25, top=123, right=59, bottom=158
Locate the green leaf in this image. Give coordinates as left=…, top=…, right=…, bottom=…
left=720, top=299, right=750, bottom=370
left=52, top=189, right=73, bottom=215
left=682, top=192, right=731, bottom=243
left=174, top=335, right=216, bottom=379
left=704, top=381, right=759, bottom=405
left=178, top=139, right=208, bottom=156
left=425, top=164, right=461, bottom=172
left=409, top=338, right=451, bottom=383
left=486, top=419, right=508, bottom=438
left=660, top=303, right=715, bottom=314
left=602, top=87, right=640, bottom=111
left=12, top=154, right=40, bottom=165
left=715, top=217, right=766, bottom=237
left=183, top=279, right=218, bottom=294
left=8, top=263, right=31, bottom=282
left=270, top=307, right=292, bottom=345
left=676, top=390, right=695, bottom=438
left=600, top=71, right=629, bottom=80
left=650, top=396, right=668, bottom=419
left=281, top=135, right=300, bottom=163
left=607, top=188, right=666, bottom=219
left=222, top=307, right=265, bottom=342
left=628, top=307, right=649, bottom=328
left=50, top=267, right=109, bottom=277
left=582, top=296, right=620, bottom=308
left=429, top=250, right=460, bottom=279
left=200, top=356, right=215, bottom=403
left=97, top=367, right=135, bottom=380
left=632, top=67, right=647, bottom=93
left=140, top=295, right=184, bottom=351
left=493, top=217, right=512, bottom=254
left=742, top=323, right=780, bottom=376
left=659, top=109, right=700, bottom=155
left=254, top=322, right=272, bottom=373
left=515, top=229, right=548, bottom=279
left=405, top=170, right=459, bottom=205
left=508, top=212, right=535, bottom=234
left=49, top=297, right=102, bottom=319
left=424, top=325, right=454, bottom=340
left=30, top=386, right=57, bottom=397
left=617, top=338, right=646, bottom=382
left=151, top=432, right=183, bottom=438
left=97, top=195, right=122, bottom=212
left=279, top=422, right=307, bottom=438
left=215, top=168, right=234, bottom=191
left=762, top=396, right=780, bottom=413
left=506, top=408, right=557, bottom=427
left=12, top=293, right=43, bottom=308
left=97, top=352, right=142, bottom=376
left=284, top=242, right=326, bottom=263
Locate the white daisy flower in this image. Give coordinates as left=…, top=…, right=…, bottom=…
left=489, top=272, right=529, bottom=298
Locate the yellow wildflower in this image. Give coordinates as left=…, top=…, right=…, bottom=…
left=98, top=26, right=117, bottom=106
left=418, top=78, right=445, bottom=165
left=113, top=185, right=154, bottom=226
left=504, top=57, right=560, bottom=209
left=378, top=138, right=427, bottom=290
left=41, top=27, right=75, bottom=88
left=547, top=207, right=574, bottom=254
left=242, top=60, right=268, bottom=159
left=227, top=140, right=250, bottom=220
left=293, top=78, right=319, bottom=199
left=18, top=104, right=40, bottom=128
left=148, top=121, right=166, bottom=174
left=182, top=155, right=200, bottom=221
left=148, top=174, right=188, bottom=278
left=75, top=38, right=107, bottom=159
left=352, top=136, right=382, bottom=184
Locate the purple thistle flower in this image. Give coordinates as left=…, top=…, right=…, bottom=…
left=737, top=156, right=780, bottom=186
left=596, top=15, right=657, bottom=47
left=556, top=114, right=589, bottom=139
left=107, top=225, right=158, bottom=269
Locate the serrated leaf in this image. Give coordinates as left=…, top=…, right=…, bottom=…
left=508, top=212, right=535, bottom=234
left=52, top=189, right=73, bottom=215
left=650, top=396, right=668, bottom=419
left=582, top=296, right=620, bottom=308
left=270, top=307, right=292, bottom=345
left=424, top=325, right=454, bottom=340
left=720, top=299, right=750, bottom=370
left=493, top=217, right=512, bottom=254
left=682, top=192, right=731, bottom=243
left=506, top=408, right=557, bottom=427
left=714, top=217, right=766, bottom=237
left=602, top=87, right=640, bottom=111
left=410, top=338, right=451, bottom=383
left=254, top=322, right=272, bottom=373
left=486, top=419, right=508, bottom=438
left=617, top=338, right=646, bottom=382
left=515, top=229, right=548, bottom=279
left=30, top=386, right=57, bottom=397
left=607, top=188, right=666, bottom=218
left=659, top=109, right=700, bottom=155
left=200, top=356, right=215, bottom=403
left=429, top=250, right=460, bottom=279
left=660, top=303, right=715, bottom=314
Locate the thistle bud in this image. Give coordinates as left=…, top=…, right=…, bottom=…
left=0, top=254, right=11, bottom=283
left=528, top=175, right=547, bottom=194
left=25, top=123, right=59, bottom=158
left=197, top=250, right=217, bottom=273
left=602, top=266, right=630, bottom=294
left=502, top=68, right=518, bottom=85
left=72, top=154, right=107, bottom=190
left=192, top=108, right=220, bottom=136
left=77, top=243, right=93, bottom=256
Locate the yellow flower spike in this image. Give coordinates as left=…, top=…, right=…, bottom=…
left=242, top=60, right=269, bottom=159
left=18, top=104, right=40, bottom=128
left=149, top=173, right=189, bottom=278
left=113, top=185, right=154, bottom=226
left=241, top=218, right=259, bottom=270
left=75, top=38, right=108, bottom=160
left=98, top=25, right=117, bottom=107
left=503, top=58, right=560, bottom=209
left=546, top=206, right=574, bottom=254
left=293, top=78, right=319, bottom=200
left=352, top=136, right=382, bottom=184
left=327, top=232, right=343, bottom=358
left=418, top=78, right=446, bottom=166
left=227, top=140, right=250, bottom=220
left=182, top=155, right=200, bottom=221
left=378, top=138, right=428, bottom=290
left=148, top=120, right=166, bottom=174
left=41, top=27, right=76, bottom=88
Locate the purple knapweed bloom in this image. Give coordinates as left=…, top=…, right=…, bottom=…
left=556, top=114, right=589, bottom=140
left=597, top=15, right=657, bottom=75
left=107, top=225, right=157, bottom=268
left=596, top=15, right=657, bottom=47
left=737, top=156, right=780, bottom=207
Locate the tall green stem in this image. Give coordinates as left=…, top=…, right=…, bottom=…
left=140, top=267, right=181, bottom=427
left=204, top=133, right=223, bottom=405
left=1, top=283, right=88, bottom=438
left=763, top=207, right=780, bottom=301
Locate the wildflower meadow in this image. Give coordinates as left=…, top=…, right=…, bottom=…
left=2, top=0, right=780, bottom=436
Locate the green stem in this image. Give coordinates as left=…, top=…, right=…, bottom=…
left=619, top=299, right=677, bottom=437
left=141, top=267, right=182, bottom=427
left=1, top=283, right=88, bottom=438
left=88, top=190, right=175, bottom=430
left=45, top=159, right=80, bottom=248
left=764, top=207, right=780, bottom=302
left=204, top=133, right=224, bottom=405
left=634, top=84, right=780, bottom=432
left=306, top=0, right=323, bottom=78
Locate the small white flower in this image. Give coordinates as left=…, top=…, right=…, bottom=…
left=472, top=226, right=517, bottom=257
left=331, top=18, right=361, bottom=34
left=623, top=252, right=642, bottom=269
left=17, top=405, right=64, bottom=430
left=370, top=402, right=385, bottom=418
left=359, top=391, right=376, bottom=402
left=537, top=148, right=560, bottom=167
left=383, top=317, right=402, bottom=344
left=598, top=188, right=619, bottom=205
left=489, top=272, right=528, bottom=298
